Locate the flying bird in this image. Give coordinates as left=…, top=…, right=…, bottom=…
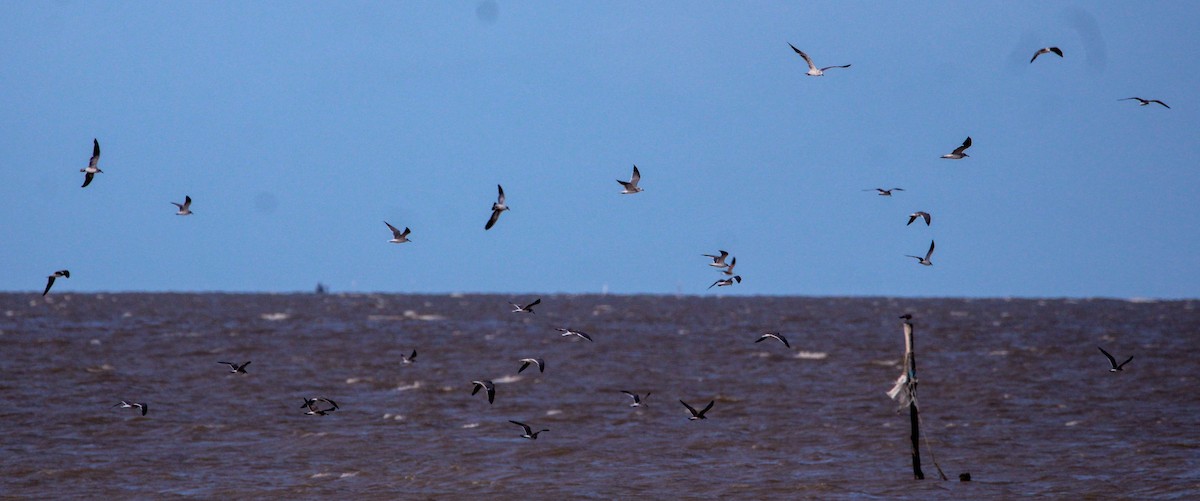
left=708, top=276, right=742, bottom=289
left=755, top=332, right=791, bottom=348
left=385, top=221, right=411, bottom=243
left=621, top=391, right=650, bottom=407
left=218, top=361, right=251, bottom=374
left=907, top=211, right=931, bottom=226
left=509, top=420, right=548, bottom=440
left=1097, top=347, right=1133, bottom=372
left=941, top=137, right=972, bottom=159
left=788, top=43, right=851, bottom=76
left=301, top=397, right=339, bottom=415
left=617, top=165, right=644, bottom=194
left=680, top=399, right=715, bottom=420
left=1030, top=46, right=1063, bottom=63
left=555, top=327, right=594, bottom=342
left=1119, top=97, right=1170, bottom=109
left=866, top=188, right=904, bottom=196
left=401, top=350, right=417, bottom=364
left=81, top=139, right=103, bottom=188
left=899, top=314, right=913, bottom=321
left=42, top=270, right=70, bottom=296
left=471, top=380, right=495, bottom=404
left=485, top=184, right=509, bottom=230
left=113, top=400, right=148, bottom=416
left=704, top=250, right=730, bottom=268
left=510, top=298, right=541, bottom=313
left=905, top=240, right=935, bottom=266
left=518, top=357, right=545, bottom=374
left=722, top=257, right=737, bottom=276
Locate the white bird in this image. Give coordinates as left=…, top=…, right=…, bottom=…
left=485, top=184, right=509, bottom=230
left=940, top=137, right=972, bottom=159
left=788, top=43, right=851, bottom=76
left=471, top=380, right=495, bottom=404
left=385, top=221, right=411, bottom=243
left=555, top=327, right=594, bottom=342
left=722, top=257, right=737, bottom=276
left=905, top=240, right=935, bottom=266
left=755, top=332, right=790, bottom=348
left=907, top=211, right=931, bottom=226
left=617, top=165, right=644, bottom=194
left=866, top=188, right=904, bottom=196
left=113, top=400, right=148, bottom=416
left=708, top=276, right=742, bottom=289
left=401, top=350, right=417, bottom=364
left=1030, top=46, right=1063, bottom=63
left=680, top=399, right=714, bottom=420
left=171, top=196, right=193, bottom=215
left=509, top=420, right=548, bottom=440
left=1097, top=347, right=1133, bottom=372
left=518, top=357, right=545, bottom=374
left=1120, top=97, right=1170, bottom=109
left=704, top=250, right=730, bottom=268
left=81, top=139, right=102, bottom=188
left=510, top=298, right=541, bottom=313
left=621, top=391, right=650, bottom=407
left=218, top=361, right=251, bottom=374
left=301, top=397, right=339, bottom=415
left=42, top=270, right=70, bottom=296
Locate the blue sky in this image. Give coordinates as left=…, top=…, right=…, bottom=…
left=2, top=1, right=1198, bottom=298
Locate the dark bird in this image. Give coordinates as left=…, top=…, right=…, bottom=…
left=510, top=298, right=541, bottom=313
left=555, top=327, right=594, bottom=342
left=708, top=276, right=742, bottom=289
left=485, top=184, right=509, bottom=230
left=113, top=400, right=148, bottom=416
left=905, top=240, right=935, bottom=266
left=170, top=196, right=193, bottom=216
left=81, top=139, right=102, bottom=188
left=1030, top=46, right=1063, bottom=63
left=385, top=221, right=411, bottom=243
left=518, top=357, right=545, bottom=374
left=899, top=314, right=913, bottom=321
left=617, top=165, right=644, bottom=194
left=788, top=43, right=851, bottom=76
left=680, top=399, right=715, bottom=420
left=509, top=420, right=548, bottom=440
left=471, top=380, right=495, bottom=404
left=621, top=390, right=651, bottom=407
left=42, top=270, right=70, bottom=296
left=704, top=250, right=730, bottom=268
left=301, top=397, right=339, bottom=415
left=941, top=137, right=972, bottom=159
left=755, top=332, right=791, bottom=348
left=401, top=350, right=417, bottom=364
left=1097, top=347, right=1133, bottom=372
left=866, top=188, right=904, bottom=196
left=1120, top=97, right=1170, bottom=109
left=218, top=361, right=251, bottom=374
left=907, top=211, right=931, bottom=226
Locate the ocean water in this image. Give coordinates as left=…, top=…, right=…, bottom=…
left=0, top=293, right=1196, bottom=499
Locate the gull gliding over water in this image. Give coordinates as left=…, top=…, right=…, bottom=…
left=485, top=184, right=508, bottom=230
left=42, top=270, right=70, bottom=296
left=556, top=327, right=594, bottom=342
left=171, top=196, right=193, bottom=215
left=81, top=139, right=102, bottom=188
left=680, top=399, right=715, bottom=420
left=471, top=380, right=496, bottom=404
left=907, top=211, right=931, bottom=226
left=218, top=361, right=251, bottom=374
left=385, top=221, right=411, bottom=243
left=941, top=137, right=972, bottom=159
left=401, top=350, right=417, bottom=364
left=704, top=250, right=730, bottom=268
left=302, top=397, right=339, bottom=415
left=510, top=298, right=541, bottom=313
left=617, top=165, right=644, bottom=194
left=755, top=332, right=791, bottom=348
left=1097, top=347, right=1133, bottom=372
left=518, top=358, right=545, bottom=374
left=1120, top=97, right=1170, bottom=109
left=788, top=44, right=850, bottom=76
left=1030, top=46, right=1063, bottom=63
left=621, top=391, right=650, bottom=407
left=509, top=420, right=548, bottom=440
left=906, top=240, right=935, bottom=266
left=113, top=400, right=148, bottom=416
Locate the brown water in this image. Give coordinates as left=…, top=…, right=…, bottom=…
left=1, top=293, right=1197, bottom=498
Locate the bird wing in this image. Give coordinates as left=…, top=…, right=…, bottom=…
left=1150, top=100, right=1170, bottom=108
left=819, top=64, right=851, bottom=71
left=509, top=420, right=532, bottom=434
left=43, top=276, right=55, bottom=296
left=1049, top=47, right=1063, bottom=57
left=525, top=298, right=541, bottom=309
left=925, top=240, right=936, bottom=260
left=139, top=404, right=148, bottom=416
left=183, top=196, right=191, bottom=208
left=698, top=400, right=715, bottom=416
left=1030, top=50, right=1043, bottom=63
left=485, top=209, right=502, bottom=230
left=496, top=184, right=505, bottom=204
left=631, top=165, right=640, bottom=184
left=409, top=350, right=417, bottom=361
left=1119, top=97, right=1140, bottom=102
left=680, top=400, right=698, bottom=415
left=788, top=43, right=817, bottom=71
left=621, top=390, right=637, bottom=400
left=1097, top=347, right=1117, bottom=367
left=487, top=386, right=495, bottom=404
left=81, top=172, right=95, bottom=188
left=172, top=202, right=183, bottom=210
left=90, top=139, right=100, bottom=168
left=1117, top=356, right=1133, bottom=369
left=708, top=280, right=721, bottom=289
left=577, top=331, right=593, bottom=341
left=776, top=334, right=791, bottom=348
left=471, top=382, right=483, bottom=395
left=518, top=361, right=531, bottom=373
left=907, top=214, right=917, bottom=226
left=952, top=137, right=972, bottom=155
left=920, top=212, right=931, bottom=225
left=385, top=221, right=403, bottom=238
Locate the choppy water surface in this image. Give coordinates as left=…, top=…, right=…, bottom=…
left=1, top=293, right=1197, bottom=498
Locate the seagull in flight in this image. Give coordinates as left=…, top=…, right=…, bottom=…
left=941, top=137, right=972, bottom=159
left=113, top=400, right=148, bottom=416
left=866, top=188, right=904, bottom=196
left=42, top=270, right=70, bottom=296
left=788, top=43, right=850, bottom=76
left=907, top=211, right=931, bottom=226
left=617, top=165, right=644, bottom=194
left=302, top=397, right=339, bottom=415
left=621, top=391, right=650, bottom=407
left=1097, top=347, right=1133, bottom=372
left=555, top=327, right=594, bottom=342
left=1120, top=97, right=1170, bottom=109
left=905, top=240, right=935, bottom=266
left=385, top=221, right=411, bottom=243
left=704, top=250, right=730, bottom=268
left=485, top=184, right=509, bottom=230
left=81, top=139, right=103, bottom=188
left=471, top=380, right=495, bottom=404
left=401, top=350, right=417, bottom=364
left=1030, top=46, right=1063, bottom=63
left=171, top=196, right=193, bottom=216
left=708, top=276, right=742, bottom=289
left=509, top=420, right=548, bottom=440
left=755, top=332, right=791, bottom=348
left=722, top=257, right=737, bottom=276
left=680, top=399, right=715, bottom=420
left=510, top=298, right=541, bottom=313
left=518, top=357, right=545, bottom=374
left=218, top=361, right=251, bottom=374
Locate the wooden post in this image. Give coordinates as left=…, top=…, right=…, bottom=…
left=903, top=320, right=925, bottom=480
